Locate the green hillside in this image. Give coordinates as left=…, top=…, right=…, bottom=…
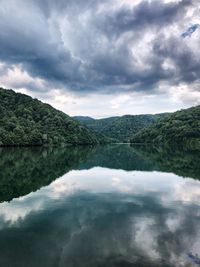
left=130, top=105, right=200, bottom=150
left=0, top=88, right=100, bottom=146
left=74, top=114, right=168, bottom=142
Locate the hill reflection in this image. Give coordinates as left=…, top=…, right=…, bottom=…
left=0, top=144, right=199, bottom=202
left=0, top=146, right=93, bottom=202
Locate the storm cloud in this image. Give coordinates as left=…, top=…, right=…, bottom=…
left=0, top=0, right=199, bottom=116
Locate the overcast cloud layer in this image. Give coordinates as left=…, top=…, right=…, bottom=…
left=0, top=0, right=200, bottom=117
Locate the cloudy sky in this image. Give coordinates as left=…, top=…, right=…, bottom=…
left=0, top=0, right=200, bottom=118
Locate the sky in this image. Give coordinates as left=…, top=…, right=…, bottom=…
left=0, top=0, right=200, bottom=118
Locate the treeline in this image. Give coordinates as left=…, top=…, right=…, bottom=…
left=130, top=105, right=200, bottom=150
left=0, top=88, right=100, bottom=146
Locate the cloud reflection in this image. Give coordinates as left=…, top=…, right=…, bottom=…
left=0, top=167, right=200, bottom=266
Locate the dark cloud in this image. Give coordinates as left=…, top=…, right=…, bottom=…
left=101, top=0, right=191, bottom=37
left=153, top=33, right=200, bottom=85
left=0, top=0, right=199, bottom=94
left=181, top=24, right=200, bottom=38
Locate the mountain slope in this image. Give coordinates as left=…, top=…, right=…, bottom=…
left=0, top=88, right=99, bottom=146
left=130, top=105, right=200, bottom=150
left=74, top=114, right=168, bottom=142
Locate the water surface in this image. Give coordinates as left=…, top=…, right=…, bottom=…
left=0, top=144, right=200, bottom=267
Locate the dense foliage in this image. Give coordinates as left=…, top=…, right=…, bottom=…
left=74, top=114, right=168, bottom=142
left=130, top=105, right=200, bottom=150
left=0, top=88, right=100, bottom=146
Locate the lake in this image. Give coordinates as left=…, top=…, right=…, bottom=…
left=0, top=144, right=200, bottom=267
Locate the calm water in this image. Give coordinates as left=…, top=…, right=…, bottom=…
left=0, top=144, right=200, bottom=267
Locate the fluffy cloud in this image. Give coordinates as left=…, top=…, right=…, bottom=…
left=0, top=0, right=199, bottom=116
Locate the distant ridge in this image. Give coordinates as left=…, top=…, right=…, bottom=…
left=73, top=116, right=95, bottom=122
left=73, top=113, right=169, bottom=142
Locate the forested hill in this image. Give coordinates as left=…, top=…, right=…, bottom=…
left=0, top=88, right=100, bottom=146
left=130, top=105, right=200, bottom=150
left=74, top=114, right=168, bottom=142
